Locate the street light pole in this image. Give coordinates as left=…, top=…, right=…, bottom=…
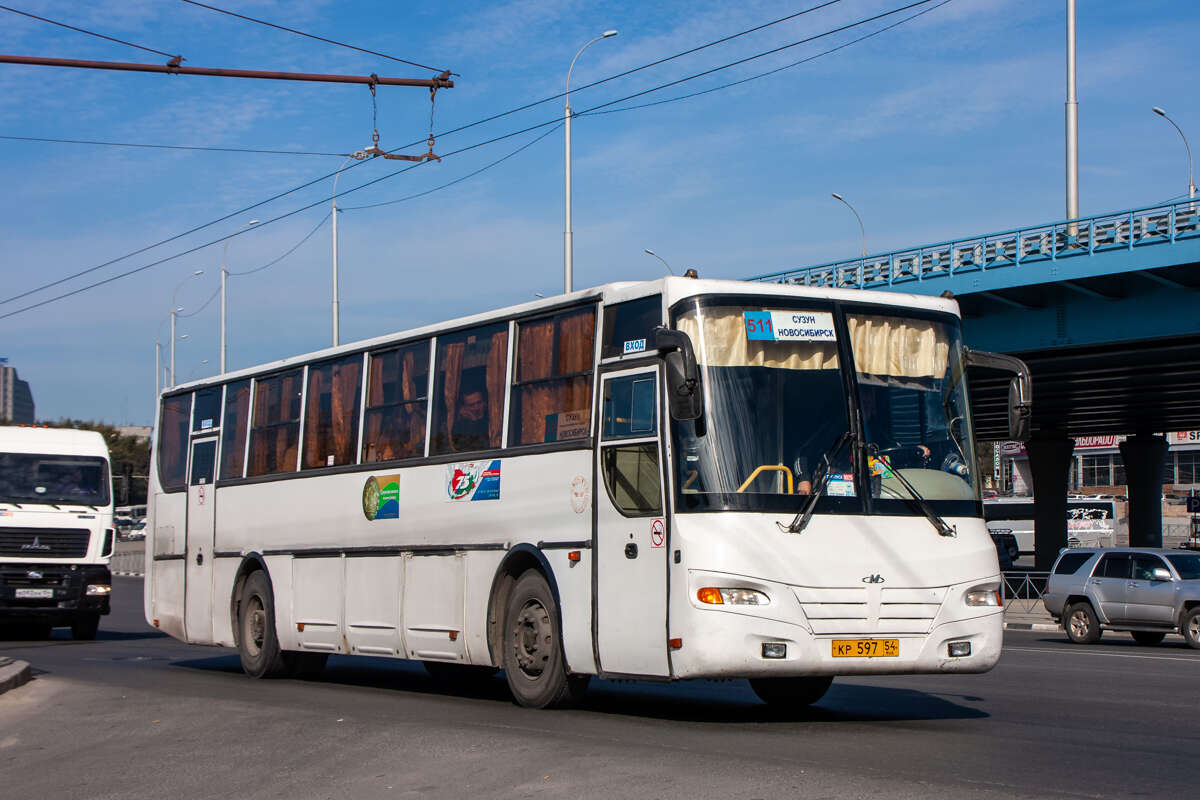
left=169, top=269, right=203, bottom=387
left=831, top=193, right=866, bottom=258
left=564, top=30, right=617, bottom=294
left=1065, top=0, right=1079, bottom=236
left=220, top=219, right=259, bottom=374
left=331, top=155, right=360, bottom=347
left=642, top=249, right=677, bottom=275
left=1152, top=106, right=1196, bottom=201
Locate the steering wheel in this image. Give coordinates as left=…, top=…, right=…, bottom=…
left=872, top=443, right=931, bottom=469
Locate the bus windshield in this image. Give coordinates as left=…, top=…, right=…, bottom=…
left=672, top=301, right=853, bottom=512
left=0, top=452, right=110, bottom=506
left=847, top=310, right=978, bottom=504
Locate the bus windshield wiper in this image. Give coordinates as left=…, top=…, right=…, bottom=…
left=779, top=431, right=854, bottom=535
left=878, top=451, right=957, bottom=537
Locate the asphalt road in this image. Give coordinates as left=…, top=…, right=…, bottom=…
left=1, top=578, right=1196, bottom=800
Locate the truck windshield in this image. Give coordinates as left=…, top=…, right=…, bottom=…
left=671, top=300, right=854, bottom=513
left=0, top=453, right=110, bottom=506
left=846, top=311, right=979, bottom=506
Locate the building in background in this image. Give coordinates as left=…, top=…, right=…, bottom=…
left=999, top=432, right=1200, bottom=496
left=0, top=361, right=35, bottom=424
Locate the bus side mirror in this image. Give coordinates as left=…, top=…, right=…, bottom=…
left=964, top=348, right=1032, bottom=442
left=653, top=326, right=704, bottom=422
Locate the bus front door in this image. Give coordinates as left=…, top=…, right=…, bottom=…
left=184, top=436, right=218, bottom=643
left=594, top=368, right=670, bottom=678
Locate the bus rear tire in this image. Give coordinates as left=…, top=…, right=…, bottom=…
left=502, top=570, right=587, bottom=709
left=749, top=675, right=834, bottom=708
left=71, top=613, right=100, bottom=641
left=237, top=570, right=289, bottom=678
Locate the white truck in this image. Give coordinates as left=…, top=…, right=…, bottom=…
left=0, top=426, right=114, bottom=639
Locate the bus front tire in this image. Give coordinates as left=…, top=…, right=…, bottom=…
left=749, top=675, right=833, bottom=708
left=71, top=613, right=100, bottom=640
left=237, top=570, right=289, bottom=678
left=502, top=570, right=587, bottom=709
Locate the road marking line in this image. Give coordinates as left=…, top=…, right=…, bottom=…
left=1006, top=646, right=1196, bottom=662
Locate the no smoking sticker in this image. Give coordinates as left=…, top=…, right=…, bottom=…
left=650, top=518, right=665, bottom=548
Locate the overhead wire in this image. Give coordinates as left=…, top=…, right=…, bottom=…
left=0, top=0, right=943, bottom=318
left=178, top=0, right=451, bottom=74
left=0, top=134, right=351, bottom=157
left=588, top=0, right=955, bottom=117
left=177, top=286, right=219, bottom=318
left=0, top=3, right=181, bottom=61
left=227, top=211, right=331, bottom=276
left=0, top=0, right=851, bottom=308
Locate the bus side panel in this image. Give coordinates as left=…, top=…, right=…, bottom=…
left=212, top=556, right=240, bottom=646
left=293, top=556, right=346, bottom=653
left=541, top=548, right=596, bottom=675
left=149, top=491, right=187, bottom=640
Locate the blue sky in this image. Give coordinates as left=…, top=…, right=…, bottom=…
left=1, top=0, right=1197, bottom=425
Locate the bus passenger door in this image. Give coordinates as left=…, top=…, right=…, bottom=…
left=184, top=436, right=218, bottom=642
left=594, top=368, right=670, bottom=677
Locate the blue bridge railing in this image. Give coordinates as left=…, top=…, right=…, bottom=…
left=751, top=199, right=1200, bottom=291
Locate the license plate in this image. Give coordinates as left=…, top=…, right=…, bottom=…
left=832, top=639, right=899, bottom=658
left=15, top=588, right=54, bottom=599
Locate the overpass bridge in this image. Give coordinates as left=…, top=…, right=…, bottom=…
left=750, top=198, right=1200, bottom=566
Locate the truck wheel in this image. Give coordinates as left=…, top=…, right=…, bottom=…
left=237, top=570, right=289, bottom=678
left=1064, top=602, right=1102, bottom=644
left=1130, top=631, right=1164, bottom=646
left=502, top=570, right=587, bottom=708
left=71, top=614, right=100, bottom=641
left=1182, top=607, right=1200, bottom=650
left=750, top=676, right=834, bottom=708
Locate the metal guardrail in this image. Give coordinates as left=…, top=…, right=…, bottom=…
left=1002, top=570, right=1050, bottom=613
left=752, top=199, right=1200, bottom=290
left=109, top=548, right=144, bottom=575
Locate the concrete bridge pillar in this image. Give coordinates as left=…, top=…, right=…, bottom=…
left=1028, top=432, right=1075, bottom=570
left=1118, top=434, right=1167, bottom=548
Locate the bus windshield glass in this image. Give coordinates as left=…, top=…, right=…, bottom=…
left=846, top=311, right=979, bottom=505
left=671, top=301, right=854, bottom=513
left=0, top=453, right=110, bottom=506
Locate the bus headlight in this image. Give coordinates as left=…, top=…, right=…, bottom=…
left=964, top=585, right=1002, bottom=607
left=697, top=587, right=769, bottom=606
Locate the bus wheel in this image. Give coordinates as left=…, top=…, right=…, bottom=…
left=749, top=676, right=833, bottom=708
left=71, top=614, right=100, bottom=641
left=502, top=571, right=587, bottom=708
left=237, top=571, right=289, bottom=678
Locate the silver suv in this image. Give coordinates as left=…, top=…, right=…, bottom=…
left=1042, top=548, right=1200, bottom=649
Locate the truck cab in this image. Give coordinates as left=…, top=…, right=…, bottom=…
left=0, top=426, right=114, bottom=639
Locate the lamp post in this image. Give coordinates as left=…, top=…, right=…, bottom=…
left=1152, top=106, right=1196, bottom=201
left=331, top=155, right=361, bottom=347
left=642, top=249, right=677, bottom=276
left=831, top=193, right=866, bottom=259
left=169, top=270, right=203, bottom=387
left=564, top=30, right=618, bottom=294
left=220, top=219, right=259, bottom=373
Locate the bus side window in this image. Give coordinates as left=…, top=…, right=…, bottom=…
left=430, top=323, right=509, bottom=455
left=158, top=393, right=191, bottom=491
left=363, top=341, right=429, bottom=463
left=219, top=379, right=251, bottom=480
left=510, top=306, right=595, bottom=446
left=600, top=295, right=662, bottom=359
left=302, top=354, right=362, bottom=470
left=247, top=369, right=303, bottom=476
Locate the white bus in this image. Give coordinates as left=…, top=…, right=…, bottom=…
left=145, top=277, right=1030, bottom=708
left=1, top=426, right=115, bottom=639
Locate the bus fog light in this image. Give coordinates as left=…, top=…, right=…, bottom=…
left=948, top=641, right=971, bottom=658
left=86, top=584, right=111, bottom=596
left=761, top=642, right=787, bottom=659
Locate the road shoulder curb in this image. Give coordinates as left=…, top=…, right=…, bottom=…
left=1004, top=622, right=1061, bottom=632
left=0, top=657, right=32, bottom=695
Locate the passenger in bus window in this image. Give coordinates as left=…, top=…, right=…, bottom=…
left=452, top=377, right=490, bottom=452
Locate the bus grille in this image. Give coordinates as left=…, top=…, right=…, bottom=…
left=0, top=528, right=91, bottom=558
left=793, top=585, right=947, bottom=635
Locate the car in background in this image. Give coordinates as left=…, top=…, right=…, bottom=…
left=125, top=519, right=147, bottom=541
left=1042, top=547, right=1200, bottom=649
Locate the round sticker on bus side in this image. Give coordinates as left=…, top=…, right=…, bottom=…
left=362, top=476, right=381, bottom=521
left=569, top=475, right=589, bottom=514
left=650, top=518, right=665, bottom=548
